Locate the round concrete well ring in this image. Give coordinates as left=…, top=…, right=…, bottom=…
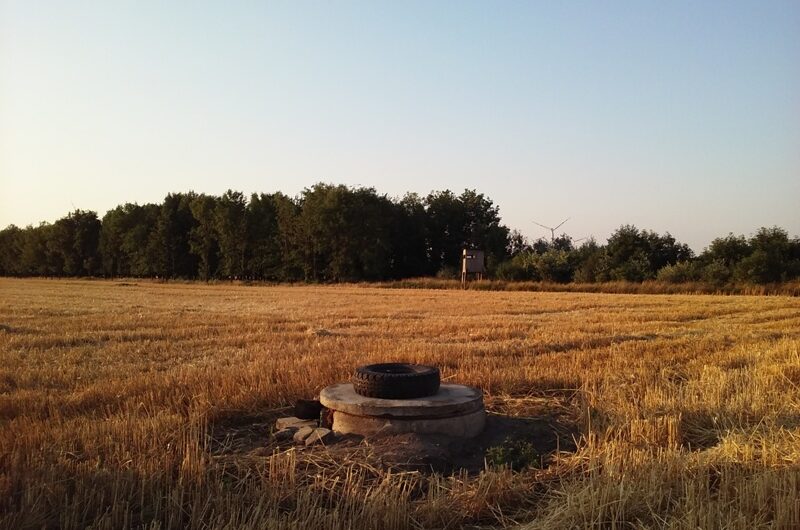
left=320, top=383, right=486, bottom=438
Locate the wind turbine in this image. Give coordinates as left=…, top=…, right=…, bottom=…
left=532, top=217, right=570, bottom=243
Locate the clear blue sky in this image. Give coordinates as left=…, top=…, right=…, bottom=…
left=1, top=1, right=798, bottom=251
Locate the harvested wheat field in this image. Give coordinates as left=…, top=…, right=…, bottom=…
left=1, top=278, right=800, bottom=529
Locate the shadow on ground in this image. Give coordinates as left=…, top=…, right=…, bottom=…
left=208, top=407, right=581, bottom=475
left=358, top=412, right=580, bottom=474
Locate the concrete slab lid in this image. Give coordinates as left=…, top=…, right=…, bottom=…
left=319, top=383, right=484, bottom=418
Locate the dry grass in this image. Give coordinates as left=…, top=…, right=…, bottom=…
left=1, top=278, right=799, bottom=529
left=379, top=277, right=800, bottom=296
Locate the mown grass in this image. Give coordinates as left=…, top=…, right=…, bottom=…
left=1, top=278, right=799, bottom=529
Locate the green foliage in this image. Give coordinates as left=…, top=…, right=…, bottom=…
left=604, top=225, right=692, bottom=281
left=214, top=190, right=248, bottom=279
left=703, top=234, right=750, bottom=267
left=731, top=227, right=800, bottom=284
left=245, top=193, right=283, bottom=280
left=295, top=184, right=397, bottom=281
left=3, top=187, right=800, bottom=287
left=151, top=193, right=198, bottom=278
left=572, top=239, right=606, bottom=283
left=551, top=234, right=574, bottom=252
left=100, top=206, right=130, bottom=276
left=271, top=193, right=305, bottom=281
left=435, top=266, right=459, bottom=280
left=656, top=261, right=700, bottom=283
left=531, top=249, right=574, bottom=283
left=485, top=437, right=540, bottom=470
left=49, top=210, right=102, bottom=276
left=609, top=249, right=652, bottom=282
left=425, top=190, right=465, bottom=273
left=458, top=189, right=509, bottom=263
left=425, top=189, right=509, bottom=273
left=188, top=195, right=219, bottom=281
left=100, top=203, right=161, bottom=277
left=391, top=193, right=429, bottom=278
left=0, top=225, right=24, bottom=275
left=496, top=247, right=578, bottom=283
left=701, top=260, right=732, bottom=287
left=495, top=253, right=537, bottom=281
left=506, top=229, right=531, bottom=258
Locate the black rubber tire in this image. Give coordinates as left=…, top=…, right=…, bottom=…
left=352, top=363, right=440, bottom=399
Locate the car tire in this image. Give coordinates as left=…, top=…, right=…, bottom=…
left=352, top=363, right=440, bottom=399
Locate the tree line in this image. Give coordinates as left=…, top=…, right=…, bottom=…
left=0, top=185, right=508, bottom=282
left=1, top=183, right=798, bottom=285
left=498, top=225, right=800, bottom=286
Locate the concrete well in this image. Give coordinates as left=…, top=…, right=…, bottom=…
left=319, top=383, right=485, bottom=438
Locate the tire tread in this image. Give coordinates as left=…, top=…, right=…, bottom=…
left=352, top=363, right=440, bottom=399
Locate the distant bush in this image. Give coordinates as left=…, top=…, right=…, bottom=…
left=532, top=250, right=574, bottom=283
left=495, top=253, right=537, bottom=281
left=656, top=262, right=699, bottom=283
left=609, top=250, right=653, bottom=282
left=573, top=248, right=607, bottom=283
left=495, top=250, right=575, bottom=283
left=735, top=250, right=800, bottom=284
left=701, top=260, right=732, bottom=287
left=435, top=266, right=459, bottom=280
left=730, top=228, right=800, bottom=284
